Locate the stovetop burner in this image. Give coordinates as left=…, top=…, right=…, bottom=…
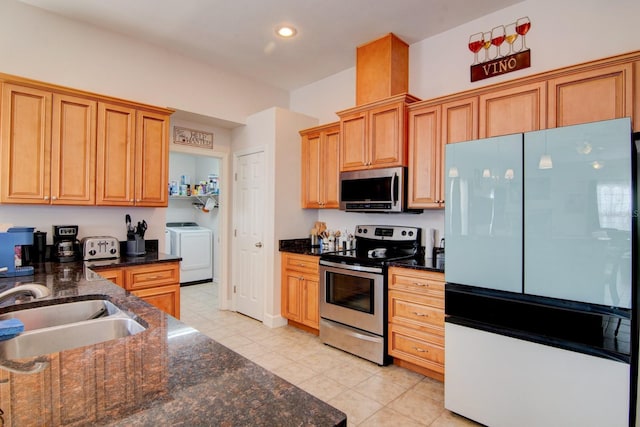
left=320, top=225, right=422, bottom=268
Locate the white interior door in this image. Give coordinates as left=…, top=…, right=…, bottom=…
left=233, top=150, right=265, bottom=320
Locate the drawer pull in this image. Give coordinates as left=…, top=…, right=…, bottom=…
left=413, top=347, right=428, bottom=353
left=413, top=282, right=427, bottom=287
left=147, top=275, right=163, bottom=280
left=298, top=263, right=305, bottom=267
left=412, top=311, right=428, bottom=317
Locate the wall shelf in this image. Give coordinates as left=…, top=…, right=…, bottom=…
left=169, top=193, right=219, bottom=208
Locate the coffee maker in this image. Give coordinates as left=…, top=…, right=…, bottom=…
left=53, top=225, right=80, bottom=262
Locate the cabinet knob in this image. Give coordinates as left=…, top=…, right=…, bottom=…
left=44, top=196, right=49, bottom=200
left=51, top=196, right=57, bottom=200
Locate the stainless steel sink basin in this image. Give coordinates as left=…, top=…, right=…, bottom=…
left=0, top=298, right=146, bottom=360
left=0, top=299, right=119, bottom=331
left=0, top=317, right=146, bottom=359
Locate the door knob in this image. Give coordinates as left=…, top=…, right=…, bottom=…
left=255, top=242, right=263, bottom=248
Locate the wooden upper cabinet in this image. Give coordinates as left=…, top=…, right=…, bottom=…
left=407, top=105, right=441, bottom=208
left=0, top=73, right=172, bottom=207
left=339, top=94, right=418, bottom=171
left=547, top=63, right=634, bottom=128
left=1, top=84, right=52, bottom=204
left=135, top=110, right=169, bottom=207
left=96, top=104, right=169, bottom=207
left=301, top=123, right=339, bottom=208
left=369, top=101, right=406, bottom=167
left=479, top=81, right=546, bottom=138
left=442, top=97, right=478, bottom=144
left=339, top=110, right=368, bottom=170
left=51, top=94, right=97, bottom=205
left=96, top=102, right=136, bottom=206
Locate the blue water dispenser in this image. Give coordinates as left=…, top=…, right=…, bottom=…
left=0, top=227, right=35, bottom=277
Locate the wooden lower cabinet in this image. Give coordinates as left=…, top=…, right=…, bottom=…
left=281, top=252, right=319, bottom=333
left=94, top=261, right=180, bottom=318
left=388, top=266, right=445, bottom=381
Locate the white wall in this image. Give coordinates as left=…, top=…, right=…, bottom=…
left=0, top=0, right=288, bottom=125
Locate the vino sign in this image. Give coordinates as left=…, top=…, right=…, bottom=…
left=471, top=50, right=531, bottom=82
left=468, top=16, right=531, bottom=82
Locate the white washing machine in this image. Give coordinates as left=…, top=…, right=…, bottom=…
left=165, top=222, right=213, bottom=285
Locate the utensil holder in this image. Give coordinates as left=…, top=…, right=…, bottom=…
left=126, top=237, right=146, bottom=257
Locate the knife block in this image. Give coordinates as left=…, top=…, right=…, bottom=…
left=126, top=236, right=146, bottom=257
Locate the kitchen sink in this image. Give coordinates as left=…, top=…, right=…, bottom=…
left=0, top=317, right=146, bottom=360
left=0, top=299, right=120, bottom=331
left=0, top=298, right=146, bottom=360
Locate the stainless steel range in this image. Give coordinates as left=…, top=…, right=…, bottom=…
left=319, top=225, right=421, bottom=365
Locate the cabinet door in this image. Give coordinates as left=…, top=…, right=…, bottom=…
left=51, top=93, right=97, bottom=205
left=340, top=111, right=368, bottom=171
left=547, top=63, right=633, bottom=128
left=282, top=272, right=302, bottom=322
left=135, top=110, right=169, bottom=207
left=442, top=97, right=478, bottom=145
left=301, top=131, right=322, bottom=208
left=369, top=101, right=405, bottom=168
left=408, top=105, right=441, bottom=208
left=0, top=83, right=51, bottom=204
left=321, top=126, right=340, bottom=208
left=301, top=275, right=319, bottom=328
left=479, top=82, right=546, bottom=138
left=96, top=267, right=125, bottom=287
left=96, top=102, right=136, bottom=206
left=132, top=284, right=180, bottom=319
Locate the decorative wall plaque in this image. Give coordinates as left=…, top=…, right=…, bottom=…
left=173, top=126, right=214, bottom=149
left=468, top=16, right=531, bottom=82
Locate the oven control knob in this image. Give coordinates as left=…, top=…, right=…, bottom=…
left=408, top=231, right=414, bottom=236
left=363, top=228, right=367, bottom=234
left=401, top=230, right=407, bottom=236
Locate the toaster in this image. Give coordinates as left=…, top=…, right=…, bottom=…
left=82, top=236, right=120, bottom=260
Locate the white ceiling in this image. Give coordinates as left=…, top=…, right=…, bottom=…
left=19, top=0, right=522, bottom=91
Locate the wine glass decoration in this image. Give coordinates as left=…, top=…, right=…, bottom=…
left=505, top=23, right=518, bottom=55
left=468, top=32, right=484, bottom=65
left=482, top=32, right=492, bottom=62
left=516, top=16, right=531, bottom=51
left=490, top=25, right=506, bottom=59
left=467, top=17, right=531, bottom=65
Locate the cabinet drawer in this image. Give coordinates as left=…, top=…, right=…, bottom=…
left=388, top=267, right=444, bottom=297
left=283, top=253, right=319, bottom=274
left=389, top=290, right=444, bottom=330
left=389, top=324, right=444, bottom=373
left=125, top=263, right=179, bottom=290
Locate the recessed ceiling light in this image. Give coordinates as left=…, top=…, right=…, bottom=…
left=276, top=25, right=297, bottom=38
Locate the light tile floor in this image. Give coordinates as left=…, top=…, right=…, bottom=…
left=180, top=282, right=480, bottom=427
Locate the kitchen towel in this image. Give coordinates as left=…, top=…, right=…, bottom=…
left=0, top=318, right=24, bottom=340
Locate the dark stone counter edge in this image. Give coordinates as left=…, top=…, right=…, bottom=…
left=279, top=238, right=444, bottom=273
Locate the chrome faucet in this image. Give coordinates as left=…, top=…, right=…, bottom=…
left=0, top=284, right=50, bottom=305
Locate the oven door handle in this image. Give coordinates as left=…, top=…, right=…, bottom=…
left=319, top=260, right=383, bottom=274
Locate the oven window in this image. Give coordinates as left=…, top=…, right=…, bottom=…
left=326, top=271, right=374, bottom=314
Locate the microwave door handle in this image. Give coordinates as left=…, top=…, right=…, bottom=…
left=392, top=172, right=398, bottom=207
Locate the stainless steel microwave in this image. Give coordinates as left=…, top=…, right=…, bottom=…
left=339, top=166, right=420, bottom=213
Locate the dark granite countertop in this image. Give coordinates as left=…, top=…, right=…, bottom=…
left=85, top=251, right=182, bottom=270
left=0, top=262, right=346, bottom=426
left=279, top=238, right=444, bottom=274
